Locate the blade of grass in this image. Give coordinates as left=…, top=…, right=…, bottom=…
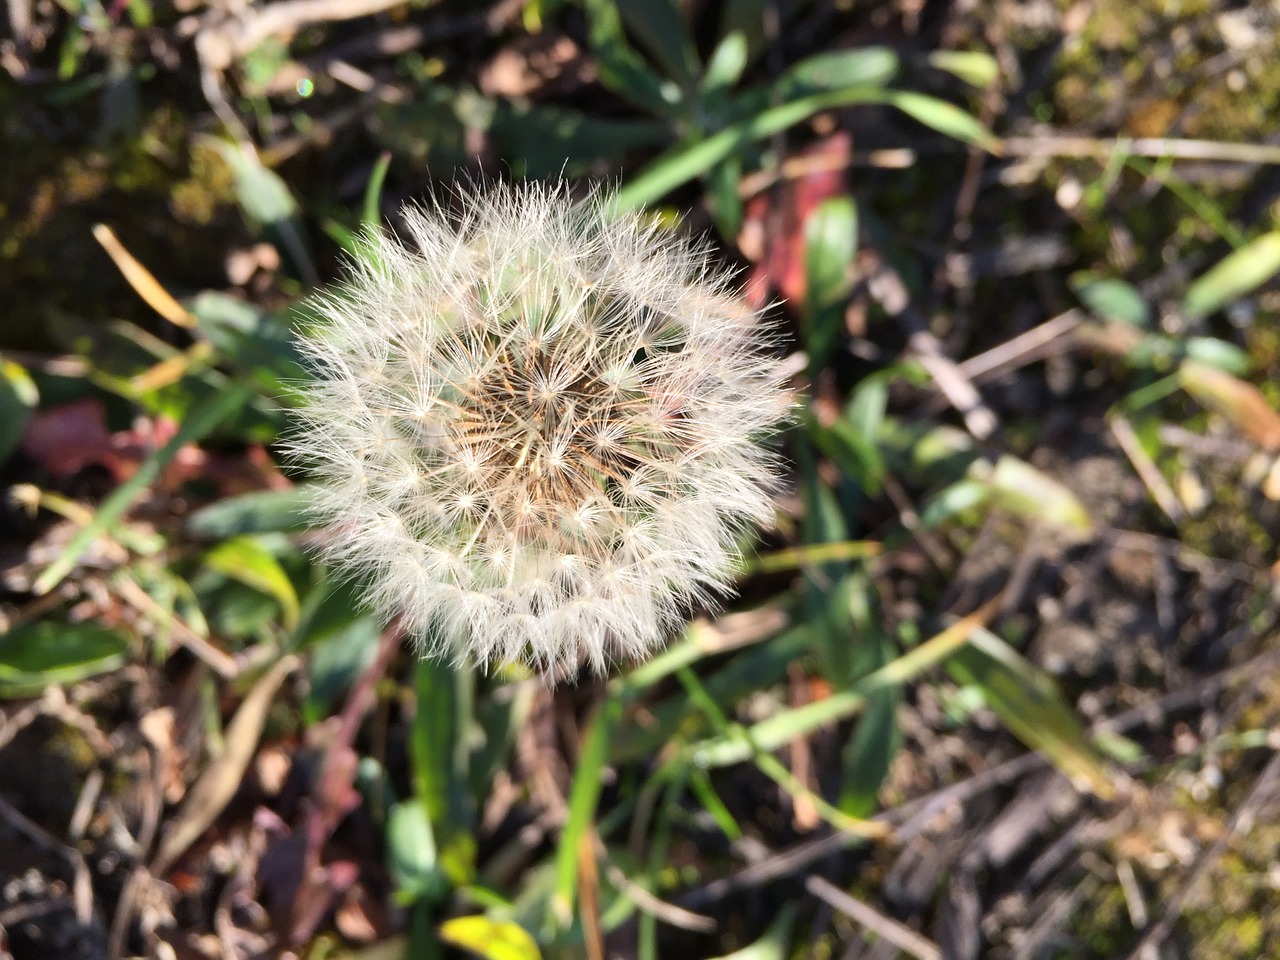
left=33, top=382, right=253, bottom=595
left=950, top=627, right=1114, bottom=798
left=362, top=151, right=393, bottom=230
left=552, top=695, right=622, bottom=926
left=411, top=658, right=477, bottom=887
left=615, top=86, right=892, bottom=209
left=746, top=540, right=882, bottom=574
left=689, top=597, right=1002, bottom=768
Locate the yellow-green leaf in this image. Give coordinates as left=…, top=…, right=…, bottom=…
left=1182, top=231, right=1280, bottom=320
left=438, top=916, right=541, bottom=960
left=203, top=536, right=300, bottom=629
left=1179, top=361, right=1280, bottom=451
left=979, top=455, right=1093, bottom=534
left=950, top=628, right=1113, bottom=798
left=927, top=50, right=999, bottom=87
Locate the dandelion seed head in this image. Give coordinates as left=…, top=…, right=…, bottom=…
left=290, top=181, right=789, bottom=675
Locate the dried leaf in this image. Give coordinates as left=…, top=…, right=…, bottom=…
left=1180, top=361, right=1280, bottom=451
left=152, top=655, right=298, bottom=874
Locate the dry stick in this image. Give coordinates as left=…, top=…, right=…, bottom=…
left=1122, top=749, right=1280, bottom=960
left=1001, top=135, right=1280, bottom=166
left=1110, top=415, right=1186, bottom=524
left=194, top=0, right=413, bottom=73
left=864, top=257, right=998, bottom=441
left=0, top=795, right=95, bottom=925
left=679, top=639, right=1280, bottom=910
left=807, top=876, right=942, bottom=960
left=956, top=310, right=1084, bottom=383
left=115, top=575, right=240, bottom=680
left=601, top=860, right=715, bottom=933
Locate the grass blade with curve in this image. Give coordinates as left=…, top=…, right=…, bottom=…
left=34, top=382, right=253, bottom=595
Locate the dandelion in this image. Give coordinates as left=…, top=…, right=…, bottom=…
left=290, top=182, right=788, bottom=674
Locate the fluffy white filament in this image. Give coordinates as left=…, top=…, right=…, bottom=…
left=290, top=182, right=788, bottom=674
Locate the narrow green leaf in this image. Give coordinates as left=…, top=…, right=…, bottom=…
left=34, top=383, right=252, bottom=595
left=580, top=0, right=681, bottom=116
left=884, top=90, right=999, bottom=150
left=0, top=622, right=130, bottom=698
left=927, top=50, right=999, bottom=87
left=919, top=478, right=990, bottom=528
left=1179, top=361, right=1280, bottom=450
left=776, top=48, right=899, bottom=98
left=616, top=86, right=890, bottom=209
left=1183, top=231, right=1280, bottom=320
left=804, top=196, right=858, bottom=373
left=1071, top=274, right=1151, bottom=327
left=186, top=487, right=313, bottom=538
left=203, top=535, right=300, bottom=630
left=302, top=615, right=380, bottom=725
left=362, top=151, right=393, bottom=230
left=691, top=603, right=999, bottom=768
left=211, top=139, right=298, bottom=225
left=981, top=455, right=1093, bottom=533
left=616, top=0, right=700, bottom=88
left=411, top=658, right=476, bottom=887
left=701, top=31, right=748, bottom=95
left=552, top=697, right=620, bottom=923
left=839, top=589, right=900, bottom=817
left=387, top=799, right=449, bottom=906
left=949, top=627, right=1113, bottom=798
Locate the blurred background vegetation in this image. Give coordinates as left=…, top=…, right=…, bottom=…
left=4, top=0, right=1280, bottom=958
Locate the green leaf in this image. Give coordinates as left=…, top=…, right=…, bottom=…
left=706, top=154, right=745, bottom=239
left=776, top=48, right=899, bottom=98
left=690, top=604, right=999, bottom=768
left=616, top=0, right=700, bottom=87
left=580, top=0, right=682, bottom=116
left=490, top=102, right=668, bottom=179
left=1183, top=231, right=1280, bottom=320
left=840, top=684, right=900, bottom=816
left=927, top=50, right=999, bottom=87
left=1113, top=328, right=1251, bottom=376
left=387, top=799, right=450, bottom=906
left=884, top=91, right=999, bottom=150
left=707, top=906, right=797, bottom=960
left=1183, top=337, right=1253, bottom=374
left=948, top=628, right=1113, bottom=798
left=411, top=658, right=476, bottom=887
left=920, top=478, right=990, bottom=528
left=206, top=138, right=315, bottom=284
left=186, top=487, right=314, bottom=538
left=1179, top=361, right=1280, bottom=450
left=438, top=916, right=541, bottom=960
left=552, top=697, right=620, bottom=924
left=0, top=359, right=38, bottom=463
left=836, top=567, right=900, bottom=816
left=188, top=291, right=305, bottom=389
left=1071, top=274, right=1151, bottom=327
left=202, top=535, right=300, bottom=630
left=362, top=151, right=392, bottom=230
left=980, top=455, right=1093, bottom=534
left=717, top=0, right=769, bottom=69
left=302, top=615, right=381, bottom=725
left=33, top=383, right=252, bottom=595
left=0, top=622, right=130, bottom=698
left=210, top=139, right=298, bottom=226
left=803, top=196, right=858, bottom=373
left=701, top=31, right=748, bottom=96
left=616, top=86, right=891, bottom=209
